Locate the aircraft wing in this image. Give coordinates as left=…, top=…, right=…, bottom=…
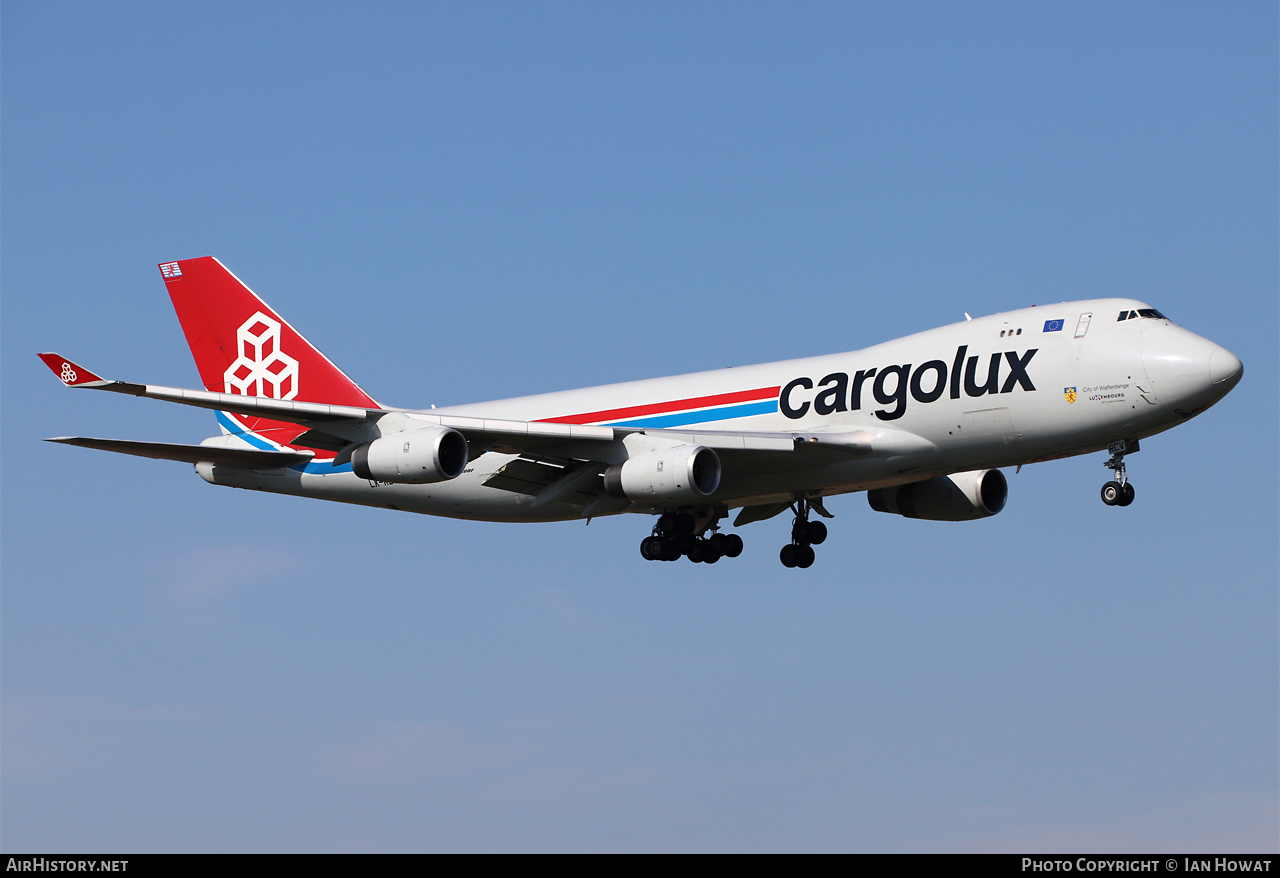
left=40, top=353, right=615, bottom=447
left=39, top=353, right=888, bottom=469
left=38, top=353, right=373, bottom=423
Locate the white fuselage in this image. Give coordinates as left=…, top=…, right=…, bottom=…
left=199, top=299, right=1240, bottom=522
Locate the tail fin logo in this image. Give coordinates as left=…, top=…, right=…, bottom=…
left=159, top=262, right=183, bottom=278
left=223, top=312, right=299, bottom=400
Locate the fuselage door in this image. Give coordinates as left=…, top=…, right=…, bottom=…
left=961, top=407, right=1020, bottom=445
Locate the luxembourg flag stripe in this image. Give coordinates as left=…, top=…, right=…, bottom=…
left=217, top=411, right=276, bottom=450
left=539, top=385, right=780, bottom=426
left=608, top=400, right=779, bottom=429
left=216, top=411, right=352, bottom=474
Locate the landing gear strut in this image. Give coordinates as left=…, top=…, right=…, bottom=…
left=780, top=499, right=828, bottom=569
left=640, top=510, right=743, bottom=564
left=1100, top=439, right=1138, bottom=507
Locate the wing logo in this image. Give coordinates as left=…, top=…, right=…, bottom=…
left=60, top=363, right=77, bottom=384
left=223, top=312, right=299, bottom=399
left=159, top=262, right=182, bottom=278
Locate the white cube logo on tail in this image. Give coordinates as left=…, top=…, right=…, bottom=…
left=60, top=363, right=77, bottom=384
left=223, top=312, right=299, bottom=400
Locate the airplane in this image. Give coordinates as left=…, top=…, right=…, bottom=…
left=40, top=257, right=1243, bottom=568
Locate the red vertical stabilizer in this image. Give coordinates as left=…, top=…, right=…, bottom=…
left=159, top=257, right=380, bottom=452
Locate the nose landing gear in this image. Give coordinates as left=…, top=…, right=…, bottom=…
left=1100, top=439, right=1138, bottom=507
left=780, top=499, right=829, bottom=569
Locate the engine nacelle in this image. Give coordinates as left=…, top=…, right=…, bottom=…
left=603, top=445, right=721, bottom=503
left=351, top=427, right=469, bottom=484
left=867, top=468, right=1007, bottom=521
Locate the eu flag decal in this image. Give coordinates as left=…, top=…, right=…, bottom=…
left=1043, top=319, right=1064, bottom=332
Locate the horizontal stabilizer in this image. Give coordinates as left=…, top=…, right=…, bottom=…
left=45, top=437, right=313, bottom=468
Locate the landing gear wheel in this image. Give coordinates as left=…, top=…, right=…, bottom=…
left=796, top=545, right=815, bottom=568
left=1101, top=481, right=1122, bottom=506
left=1118, top=482, right=1135, bottom=506
left=679, top=532, right=700, bottom=556
left=641, top=536, right=663, bottom=560
left=723, top=534, right=743, bottom=558
left=805, top=521, right=827, bottom=545
left=780, top=544, right=798, bottom=568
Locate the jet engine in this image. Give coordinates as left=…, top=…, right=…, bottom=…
left=351, top=427, right=469, bottom=484
left=867, top=468, right=1007, bottom=521
left=603, top=445, right=721, bottom=503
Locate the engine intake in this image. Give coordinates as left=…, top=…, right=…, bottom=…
left=867, top=468, right=1007, bottom=521
left=351, top=427, right=469, bottom=484
left=603, top=445, right=721, bottom=503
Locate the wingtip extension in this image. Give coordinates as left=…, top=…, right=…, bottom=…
left=37, top=353, right=107, bottom=386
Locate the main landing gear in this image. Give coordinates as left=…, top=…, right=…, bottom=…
left=779, top=499, right=828, bottom=569
left=640, top=511, right=743, bottom=564
left=1100, top=438, right=1138, bottom=507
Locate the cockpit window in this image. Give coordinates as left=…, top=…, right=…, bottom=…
left=1117, top=308, right=1168, bottom=321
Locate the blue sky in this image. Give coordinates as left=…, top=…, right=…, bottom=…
left=3, top=2, right=1276, bottom=852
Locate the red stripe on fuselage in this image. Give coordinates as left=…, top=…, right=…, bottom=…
left=538, top=386, right=781, bottom=425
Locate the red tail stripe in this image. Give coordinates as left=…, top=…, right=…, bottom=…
left=538, top=386, right=781, bottom=425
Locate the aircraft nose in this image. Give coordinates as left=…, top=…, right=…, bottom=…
left=1209, top=346, right=1243, bottom=389
left=1142, top=328, right=1242, bottom=408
